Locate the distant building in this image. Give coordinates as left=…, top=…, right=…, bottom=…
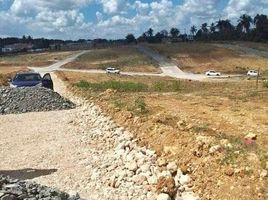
left=2, top=43, right=33, bottom=53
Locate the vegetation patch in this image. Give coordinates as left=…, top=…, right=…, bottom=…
left=75, top=80, right=148, bottom=92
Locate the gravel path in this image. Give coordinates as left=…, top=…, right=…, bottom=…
left=0, top=74, right=199, bottom=200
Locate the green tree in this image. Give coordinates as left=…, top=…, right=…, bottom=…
left=125, top=34, right=136, bottom=43
left=238, top=14, right=253, bottom=33
left=170, top=28, right=180, bottom=38
left=190, top=25, right=197, bottom=35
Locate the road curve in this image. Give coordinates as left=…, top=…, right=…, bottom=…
left=29, top=50, right=90, bottom=73
left=137, top=45, right=207, bottom=81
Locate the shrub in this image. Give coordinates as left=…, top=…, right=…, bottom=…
left=134, top=98, right=147, bottom=113
left=263, top=81, right=268, bottom=88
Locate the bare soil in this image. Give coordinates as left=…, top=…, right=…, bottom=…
left=146, top=43, right=268, bottom=75
left=0, top=51, right=74, bottom=68
left=57, top=71, right=268, bottom=200
left=62, top=47, right=161, bottom=73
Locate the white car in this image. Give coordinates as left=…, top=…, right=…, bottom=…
left=106, top=67, right=120, bottom=74
left=205, top=70, right=221, bottom=76
left=247, top=70, right=259, bottom=76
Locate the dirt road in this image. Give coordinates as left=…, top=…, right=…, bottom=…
left=137, top=46, right=208, bottom=81
left=29, top=51, right=90, bottom=73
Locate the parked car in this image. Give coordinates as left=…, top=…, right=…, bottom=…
left=247, top=70, right=259, bottom=76
left=205, top=70, right=221, bottom=76
left=9, top=72, right=54, bottom=90
left=106, top=67, right=120, bottom=74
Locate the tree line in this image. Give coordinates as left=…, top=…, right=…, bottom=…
left=125, top=14, right=268, bottom=43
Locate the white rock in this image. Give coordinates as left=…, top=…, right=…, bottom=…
left=140, top=163, right=151, bottom=173
left=147, top=175, right=158, bottom=185
left=167, top=161, right=178, bottom=174
left=260, top=170, right=268, bottom=178
left=181, top=192, right=199, bottom=200
left=157, top=193, right=171, bottom=200
left=158, top=170, right=172, bottom=178
left=126, top=161, right=138, bottom=172
left=179, top=174, right=191, bottom=185
left=209, top=145, right=222, bottom=154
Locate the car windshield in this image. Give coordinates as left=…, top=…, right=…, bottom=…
left=14, top=74, right=41, bottom=81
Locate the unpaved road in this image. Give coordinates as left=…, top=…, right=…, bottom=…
left=29, top=51, right=90, bottom=73
left=137, top=46, right=207, bottom=81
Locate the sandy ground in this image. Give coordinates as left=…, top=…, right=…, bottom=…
left=0, top=75, right=93, bottom=197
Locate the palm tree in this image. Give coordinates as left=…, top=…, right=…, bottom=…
left=201, top=23, right=208, bottom=33
left=238, top=14, right=252, bottom=33
left=254, top=14, right=268, bottom=33
left=210, top=23, right=216, bottom=33
left=190, top=26, right=197, bottom=35
left=216, top=19, right=235, bottom=40
left=146, top=28, right=154, bottom=37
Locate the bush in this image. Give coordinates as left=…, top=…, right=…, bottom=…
left=263, top=81, right=268, bottom=88
left=75, top=80, right=148, bottom=92
left=134, top=98, right=147, bottom=113
left=153, top=80, right=181, bottom=92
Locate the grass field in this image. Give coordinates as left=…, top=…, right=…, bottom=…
left=62, top=46, right=160, bottom=73
left=146, top=42, right=268, bottom=75
left=58, top=71, right=268, bottom=200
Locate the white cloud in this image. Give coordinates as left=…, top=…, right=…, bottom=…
left=99, top=0, right=128, bottom=14
left=0, top=0, right=268, bottom=39
left=224, top=0, right=268, bottom=20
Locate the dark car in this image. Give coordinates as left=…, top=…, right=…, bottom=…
left=9, top=72, right=54, bottom=90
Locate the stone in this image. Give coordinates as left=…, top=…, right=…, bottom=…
left=158, top=158, right=167, bottom=167
left=225, top=168, right=234, bottom=176
left=156, top=176, right=176, bottom=198
left=126, top=161, right=138, bottom=172
left=157, top=193, right=171, bottom=200
left=167, top=162, right=178, bottom=174
left=181, top=192, right=199, bottom=200
left=209, top=145, right=222, bottom=154
left=260, top=170, right=268, bottom=178
left=179, top=174, right=191, bottom=185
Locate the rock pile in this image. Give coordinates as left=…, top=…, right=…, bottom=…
left=71, top=102, right=199, bottom=200
left=0, top=175, right=82, bottom=200
left=0, top=87, right=75, bottom=115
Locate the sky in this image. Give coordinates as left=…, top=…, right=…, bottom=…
left=0, top=0, right=267, bottom=40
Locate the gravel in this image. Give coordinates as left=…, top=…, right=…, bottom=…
left=0, top=87, right=75, bottom=115
left=0, top=175, right=82, bottom=200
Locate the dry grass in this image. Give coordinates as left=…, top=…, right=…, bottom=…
left=146, top=42, right=268, bottom=74
left=0, top=51, right=74, bottom=68
left=57, top=71, right=268, bottom=200
left=62, top=46, right=160, bottom=73
left=233, top=41, right=268, bottom=52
